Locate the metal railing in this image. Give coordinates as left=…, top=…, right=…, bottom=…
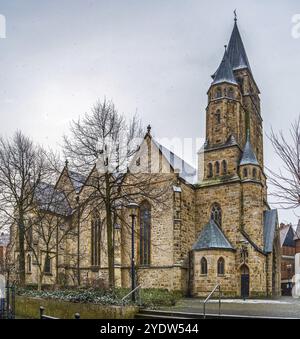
left=122, top=285, right=142, bottom=306
left=203, top=284, right=221, bottom=319
left=40, top=306, right=80, bottom=319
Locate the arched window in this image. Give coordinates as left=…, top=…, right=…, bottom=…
left=91, top=214, right=101, bottom=266
left=216, top=87, right=222, bottom=98
left=228, top=87, right=234, bottom=99
left=253, top=168, right=257, bottom=179
left=222, top=160, right=227, bottom=175
left=217, top=257, right=225, bottom=275
left=208, top=163, right=213, bottom=178
left=201, top=257, right=208, bottom=275
left=44, top=254, right=51, bottom=274
left=211, top=203, right=222, bottom=228
left=27, top=254, right=32, bottom=273
left=215, top=110, right=221, bottom=124
left=140, top=201, right=151, bottom=266
left=215, top=161, right=220, bottom=176
left=243, top=168, right=248, bottom=178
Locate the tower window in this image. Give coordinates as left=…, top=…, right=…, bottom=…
left=253, top=168, right=257, bottom=179
left=201, top=257, right=208, bottom=275
left=211, top=203, right=222, bottom=228
left=215, top=161, right=220, bottom=176
left=222, top=160, right=227, bottom=175
left=216, top=87, right=222, bottom=99
left=228, top=87, right=234, bottom=99
left=207, top=163, right=213, bottom=178
left=140, top=201, right=151, bottom=266
left=215, top=110, right=221, bottom=124
left=217, top=257, right=225, bottom=275
left=243, top=168, right=248, bottom=178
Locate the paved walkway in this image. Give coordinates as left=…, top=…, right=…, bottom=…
left=159, top=297, right=300, bottom=319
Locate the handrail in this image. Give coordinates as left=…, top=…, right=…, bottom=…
left=203, top=284, right=221, bottom=319
left=122, top=285, right=142, bottom=306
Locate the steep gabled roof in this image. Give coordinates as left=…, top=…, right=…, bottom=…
left=227, top=21, right=252, bottom=73
left=280, top=224, right=295, bottom=247
left=35, top=182, right=73, bottom=216
left=212, top=49, right=238, bottom=86
left=240, top=132, right=259, bottom=166
left=192, top=219, right=234, bottom=251
left=68, top=171, right=87, bottom=193
left=264, top=209, right=278, bottom=253
left=152, top=139, right=197, bottom=185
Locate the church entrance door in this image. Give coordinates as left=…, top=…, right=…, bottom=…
left=240, top=265, right=249, bottom=299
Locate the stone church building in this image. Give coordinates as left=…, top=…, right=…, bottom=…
left=12, top=18, right=281, bottom=298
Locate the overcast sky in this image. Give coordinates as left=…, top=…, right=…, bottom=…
left=0, top=0, right=300, bottom=225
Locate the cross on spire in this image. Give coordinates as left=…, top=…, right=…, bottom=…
left=234, top=9, right=237, bottom=23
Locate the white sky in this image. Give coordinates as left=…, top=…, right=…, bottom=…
left=0, top=0, right=300, bottom=225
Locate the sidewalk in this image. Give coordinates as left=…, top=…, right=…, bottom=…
left=159, top=297, right=300, bottom=319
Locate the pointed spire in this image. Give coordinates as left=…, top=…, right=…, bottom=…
left=240, top=130, right=259, bottom=166
left=227, top=18, right=252, bottom=73
left=212, top=48, right=238, bottom=86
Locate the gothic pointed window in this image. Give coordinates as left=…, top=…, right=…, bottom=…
left=215, top=161, right=220, bottom=176
left=228, top=87, right=234, bottom=99
left=211, top=203, right=222, bottom=228
left=253, top=168, right=257, bottom=179
left=215, top=110, right=221, bottom=124
left=140, top=201, right=151, bottom=266
left=208, top=163, right=213, bottom=178
left=243, top=168, right=248, bottom=178
left=217, top=257, right=225, bottom=275
left=201, top=257, right=208, bottom=275
left=27, top=254, right=32, bottom=273
left=44, top=254, right=51, bottom=274
left=91, top=214, right=101, bottom=267
left=222, top=160, right=227, bottom=175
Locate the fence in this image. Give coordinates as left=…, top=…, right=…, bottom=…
left=0, top=278, right=15, bottom=319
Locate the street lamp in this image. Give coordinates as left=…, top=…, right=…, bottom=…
left=127, top=202, right=139, bottom=302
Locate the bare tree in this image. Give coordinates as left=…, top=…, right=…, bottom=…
left=268, top=116, right=300, bottom=209
left=64, top=99, right=171, bottom=289
left=0, top=131, right=59, bottom=286
left=24, top=182, right=74, bottom=291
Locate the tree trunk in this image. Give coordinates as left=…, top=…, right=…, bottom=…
left=18, top=219, right=26, bottom=286
left=105, top=174, right=114, bottom=290
left=38, top=270, right=43, bottom=292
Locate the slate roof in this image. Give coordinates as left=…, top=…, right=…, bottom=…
left=240, top=132, right=259, bottom=166
left=35, top=182, right=72, bottom=216
left=153, top=139, right=197, bottom=185
left=280, top=224, right=295, bottom=247
left=68, top=171, right=86, bottom=193
left=212, top=50, right=238, bottom=86
left=192, top=219, right=234, bottom=251
left=263, top=209, right=278, bottom=253
left=294, top=220, right=300, bottom=241
left=227, top=21, right=252, bottom=73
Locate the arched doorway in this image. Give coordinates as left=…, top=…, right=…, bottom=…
left=240, top=265, right=249, bottom=299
